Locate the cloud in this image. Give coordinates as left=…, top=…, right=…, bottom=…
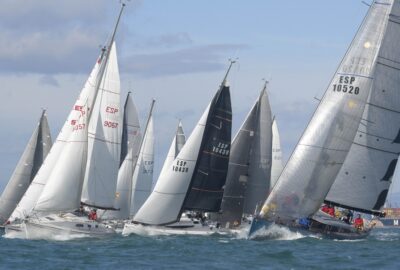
left=142, top=33, right=193, bottom=48
left=121, top=44, right=248, bottom=77
left=39, top=75, right=59, bottom=87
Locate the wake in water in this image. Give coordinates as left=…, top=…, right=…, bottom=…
left=247, top=223, right=317, bottom=241
left=3, top=229, right=89, bottom=241
left=370, top=228, right=400, bottom=241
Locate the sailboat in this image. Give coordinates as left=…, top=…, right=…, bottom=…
left=98, top=92, right=142, bottom=222
left=0, top=110, right=52, bottom=225
left=129, top=100, right=156, bottom=218
left=123, top=61, right=233, bottom=236
left=212, top=81, right=273, bottom=229
left=5, top=4, right=125, bottom=239
left=249, top=0, right=399, bottom=240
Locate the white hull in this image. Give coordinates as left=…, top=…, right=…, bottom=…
left=4, top=214, right=115, bottom=240
left=122, top=222, right=221, bottom=236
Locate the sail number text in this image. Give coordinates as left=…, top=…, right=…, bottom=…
left=332, top=76, right=359, bottom=95
left=104, top=121, right=118, bottom=128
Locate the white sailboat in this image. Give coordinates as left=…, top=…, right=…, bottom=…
left=129, top=100, right=156, bottom=217
left=249, top=0, right=398, bottom=240
left=0, top=110, right=52, bottom=225
left=5, top=4, right=125, bottom=240
left=123, top=61, right=234, bottom=236
left=98, top=92, right=141, bottom=222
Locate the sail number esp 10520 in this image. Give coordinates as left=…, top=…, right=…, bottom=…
left=332, top=76, right=359, bottom=95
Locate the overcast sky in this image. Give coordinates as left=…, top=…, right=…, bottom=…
left=1, top=0, right=399, bottom=203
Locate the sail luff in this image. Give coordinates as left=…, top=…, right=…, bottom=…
left=260, top=1, right=392, bottom=222
left=270, top=117, right=284, bottom=191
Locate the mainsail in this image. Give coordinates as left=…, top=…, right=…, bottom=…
left=134, top=62, right=233, bottom=225
left=102, top=93, right=141, bottom=220
left=325, top=0, right=400, bottom=214
left=0, top=111, right=52, bottom=223
left=216, top=84, right=273, bottom=226
left=130, top=101, right=155, bottom=217
left=260, top=1, right=392, bottom=222
left=270, top=118, right=284, bottom=191
left=81, top=42, right=121, bottom=210
left=242, top=85, right=273, bottom=215
left=158, top=121, right=186, bottom=184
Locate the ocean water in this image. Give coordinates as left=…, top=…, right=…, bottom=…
left=1, top=226, right=400, bottom=270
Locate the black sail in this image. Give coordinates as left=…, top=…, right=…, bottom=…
left=182, top=85, right=232, bottom=212
left=215, top=102, right=258, bottom=226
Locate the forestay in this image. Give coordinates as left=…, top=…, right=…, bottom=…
left=81, top=42, right=121, bottom=210
left=326, top=0, right=400, bottom=212
left=0, top=111, right=52, bottom=223
left=260, top=1, right=392, bottom=222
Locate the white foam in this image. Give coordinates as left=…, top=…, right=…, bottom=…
left=249, top=223, right=308, bottom=241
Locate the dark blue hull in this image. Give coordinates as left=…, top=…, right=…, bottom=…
left=248, top=214, right=370, bottom=240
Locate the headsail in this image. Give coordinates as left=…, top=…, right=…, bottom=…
left=130, top=101, right=155, bottom=217
left=102, top=93, right=141, bottom=220
left=134, top=62, right=233, bottom=225
left=326, top=1, right=400, bottom=214
left=260, top=1, right=392, bottom=222
left=0, top=111, right=52, bottom=223
left=34, top=108, right=88, bottom=212
left=10, top=54, right=101, bottom=221
left=270, top=118, right=284, bottom=191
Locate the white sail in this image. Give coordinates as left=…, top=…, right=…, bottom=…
left=0, top=111, right=52, bottom=223
left=133, top=105, right=210, bottom=225
left=260, top=2, right=392, bottom=221
left=10, top=55, right=101, bottom=221
left=270, top=118, right=284, bottom=191
left=34, top=108, right=88, bottom=212
left=326, top=1, right=400, bottom=212
left=102, top=93, right=141, bottom=220
left=130, top=114, right=155, bottom=217
left=158, top=121, right=186, bottom=182
left=81, top=42, right=121, bottom=209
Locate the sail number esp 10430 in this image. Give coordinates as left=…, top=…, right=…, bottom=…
left=332, top=76, right=359, bottom=95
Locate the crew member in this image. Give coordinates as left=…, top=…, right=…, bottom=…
left=354, top=214, right=364, bottom=230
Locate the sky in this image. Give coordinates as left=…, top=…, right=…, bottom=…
left=1, top=0, right=400, bottom=203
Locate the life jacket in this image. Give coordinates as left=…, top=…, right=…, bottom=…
left=328, top=207, right=335, bottom=217
left=354, top=218, right=363, bottom=227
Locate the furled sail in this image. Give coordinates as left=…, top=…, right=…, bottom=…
left=158, top=121, right=186, bottom=183
left=81, top=42, right=121, bottom=210
left=325, top=1, right=400, bottom=213
left=270, top=118, right=284, bottom=191
left=0, top=111, right=52, bottom=223
left=130, top=101, right=155, bottom=217
left=134, top=63, right=233, bottom=225
left=10, top=55, right=102, bottom=221
left=101, top=93, right=141, bottom=220
left=242, top=86, right=273, bottom=214
left=260, top=1, right=391, bottom=222
left=34, top=108, right=88, bottom=212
